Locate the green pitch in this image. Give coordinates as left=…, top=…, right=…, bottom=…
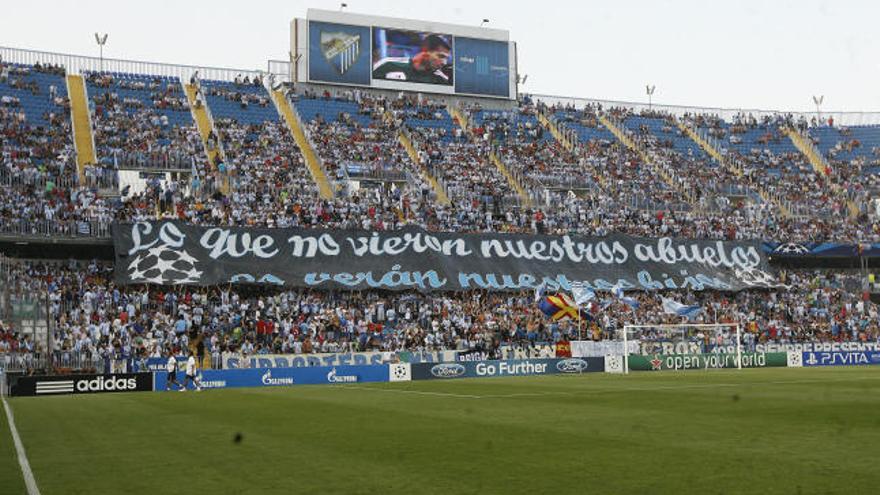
left=3, top=367, right=880, bottom=494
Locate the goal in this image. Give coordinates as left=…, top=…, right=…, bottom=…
left=618, top=323, right=742, bottom=374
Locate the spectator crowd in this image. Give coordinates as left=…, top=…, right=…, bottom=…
left=1, top=260, right=876, bottom=368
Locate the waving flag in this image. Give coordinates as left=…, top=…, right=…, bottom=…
left=570, top=281, right=595, bottom=308
left=534, top=281, right=547, bottom=304
left=538, top=293, right=580, bottom=321
left=612, top=285, right=640, bottom=310
left=661, top=298, right=703, bottom=320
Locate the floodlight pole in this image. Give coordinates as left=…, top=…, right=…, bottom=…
left=94, top=33, right=108, bottom=72
left=812, top=95, right=824, bottom=124
left=646, top=85, right=656, bottom=111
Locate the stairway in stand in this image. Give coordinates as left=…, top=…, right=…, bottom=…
left=449, top=106, right=532, bottom=207
left=599, top=114, right=695, bottom=205
left=183, top=84, right=222, bottom=167
left=537, top=111, right=575, bottom=152
left=674, top=119, right=791, bottom=218
left=66, top=75, right=97, bottom=181
left=784, top=127, right=859, bottom=217
left=398, top=130, right=450, bottom=205
left=272, top=91, right=335, bottom=200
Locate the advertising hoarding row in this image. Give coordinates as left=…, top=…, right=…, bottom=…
left=10, top=350, right=880, bottom=396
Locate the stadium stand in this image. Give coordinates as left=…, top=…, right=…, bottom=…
left=1, top=47, right=879, bottom=371
left=1, top=52, right=878, bottom=242
left=0, top=61, right=116, bottom=238
left=86, top=71, right=204, bottom=171
left=0, top=258, right=875, bottom=367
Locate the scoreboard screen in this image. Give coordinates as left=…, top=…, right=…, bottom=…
left=296, top=10, right=516, bottom=99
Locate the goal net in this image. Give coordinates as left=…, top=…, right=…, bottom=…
left=612, top=323, right=742, bottom=374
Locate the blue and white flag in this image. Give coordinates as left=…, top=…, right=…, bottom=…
left=570, top=281, right=595, bottom=308
left=661, top=298, right=703, bottom=320
left=534, top=282, right=547, bottom=304
left=612, top=285, right=640, bottom=310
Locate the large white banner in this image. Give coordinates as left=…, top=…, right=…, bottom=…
left=571, top=340, right=640, bottom=358
left=224, top=351, right=393, bottom=369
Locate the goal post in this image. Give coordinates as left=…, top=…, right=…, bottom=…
left=620, top=323, right=742, bottom=375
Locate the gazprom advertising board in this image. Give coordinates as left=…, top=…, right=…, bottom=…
left=294, top=9, right=516, bottom=99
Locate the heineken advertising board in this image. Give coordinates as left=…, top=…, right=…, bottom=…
left=628, top=352, right=788, bottom=371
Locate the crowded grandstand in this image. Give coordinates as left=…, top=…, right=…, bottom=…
left=1, top=41, right=878, bottom=368
left=1, top=4, right=880, bottom=494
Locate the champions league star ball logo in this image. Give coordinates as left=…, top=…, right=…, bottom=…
left=734, top=267, right=789, bottom=289
left=127, top=244, right=203, bottom=285
left=773, top=243, right=809, bottom=255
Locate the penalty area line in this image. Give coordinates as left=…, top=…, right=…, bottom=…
left=1, top=396, right=41, bottom=495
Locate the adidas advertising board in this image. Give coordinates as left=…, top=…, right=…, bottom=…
left=11, top=373, right=153, bottom=397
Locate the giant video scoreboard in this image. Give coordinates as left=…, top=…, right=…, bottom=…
left=292, top=9, right=517, bottom=99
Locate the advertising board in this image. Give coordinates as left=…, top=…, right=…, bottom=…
left=801, top=351, right=880, bottom=367
left=411, top=358, right=604, bottom=380
left=153, top=365, right=390, bottom=391
left=11, top=373, right=153, bottom=397
left=627, top=353, right=788, bottom=371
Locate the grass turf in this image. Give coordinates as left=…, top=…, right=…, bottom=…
left=0, top=399, right=27, bottom=495
left=3, top=367, right=880, bottom=494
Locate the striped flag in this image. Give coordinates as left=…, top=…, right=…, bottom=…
left=661, top=298, right=703, bottom=320
left=569, top=281, right=595, bottom=308
left=534, top=281, right=547, bottom=304
left=612, top=285, right=640, bottom=310
left=538, top=293, right=580, bottom=321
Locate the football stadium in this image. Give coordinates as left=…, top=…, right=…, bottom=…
left=2, top=2, right=880, bottom=494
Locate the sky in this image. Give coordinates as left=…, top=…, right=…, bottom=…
left=2, top=0, right=877, bottom=112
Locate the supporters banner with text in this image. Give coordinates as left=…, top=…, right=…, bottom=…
left=112, top=221, right=780, bottom=292
left=222, top=352, right=392, bottom=369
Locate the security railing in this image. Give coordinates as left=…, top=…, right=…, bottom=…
left=0, top=219, right=112, bottom=239
left=267, top=60, right=292, bottom=84
left=342, top=161, right=409, bottom=182
left=0, top=351, right=113, bottom=374
left=1, top=165, right=118, bottom=191
left=113, top=150, right=196, bottom=172
left=535, top=175, right=602, bottom=192
left=1, top=45, right=264, bottom=82
left=623, top=194, right=692, bottom=213
left=530, top=93, right=880, bottom=128
left=0, top=168, right=78, bottom=189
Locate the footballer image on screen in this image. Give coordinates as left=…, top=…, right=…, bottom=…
left=372, top=28, right=453, bottom=85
